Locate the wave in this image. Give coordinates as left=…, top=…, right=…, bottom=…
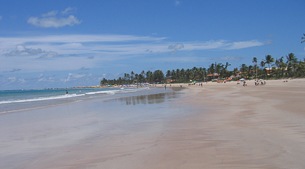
left=0, top=87, right=150, bottom=105
left=0, top=93, right=85, bottom=104
left=85, top=90, right=119, bottom=95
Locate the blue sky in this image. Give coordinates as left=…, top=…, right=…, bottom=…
left=1, top=0, right=305, bottom=89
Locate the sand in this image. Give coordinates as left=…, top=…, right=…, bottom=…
left=1, top=79, right=305, bottom=169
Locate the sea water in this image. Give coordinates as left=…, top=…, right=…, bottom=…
left=0, top=87, right=152, bottom=113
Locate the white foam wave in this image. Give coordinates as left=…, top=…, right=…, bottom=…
left=0, top=87, right=151, bottom=105
left=0, top=93, right=85, bottom=104
left=85, top=90, right=119, bottom=95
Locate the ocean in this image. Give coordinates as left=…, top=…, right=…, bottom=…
left=0, top=87, right=155, bottom=113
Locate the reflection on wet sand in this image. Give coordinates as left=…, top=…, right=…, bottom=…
left=116, top=91, right=178, bottom=106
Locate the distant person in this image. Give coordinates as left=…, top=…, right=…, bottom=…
left=66, top=90, right=68, bottom=94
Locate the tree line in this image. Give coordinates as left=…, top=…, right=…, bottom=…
left=100, top=52, right=305, bottom=86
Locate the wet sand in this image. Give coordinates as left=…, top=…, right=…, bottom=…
left=1, top=80, right=305, bottom=169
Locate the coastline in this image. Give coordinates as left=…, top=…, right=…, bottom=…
left=159, top=78, right=305, bottom=168
left=1, top=79, right=305, bottom=168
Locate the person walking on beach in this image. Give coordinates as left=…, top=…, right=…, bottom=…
left=243, top=81, right=247, bottom=87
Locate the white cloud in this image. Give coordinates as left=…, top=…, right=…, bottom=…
left=38, top=74, right=55, bottom=82
left=27, top=8, right=81, bottom=28
left=0, top=34, right=267, bottom=74
left=209, top=56, right=242, bottom=61
left=42, top=10, right=58, bottom=17
left=28, top=15, right=81, bottom=28
left=0, top=35, right=265, bottom=57
left=4, top=45, right=58, bottom=58
left=64, top=73, right=88, bottom=82
left=8, top=76, right=16, bottom=82
left=168, top=43, right=184, bottom=52
left=182, top=40, right=264, bottom=51
left=225, top=40, right=264, bottom=50
left=61, top=7, right=76, bottom=15
left=7, top=77, right=26, bottom=83
left=8, top=68, right=22, bottom=72
left=148, top=55, right=205, bottom=63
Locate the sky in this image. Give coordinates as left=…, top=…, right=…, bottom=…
left=0, top=0, right=305, bottom=89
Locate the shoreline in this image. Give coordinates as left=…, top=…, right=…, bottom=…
left=160, top=78, right=305, bottom=168
left=1, top=79, right=305, bottom=168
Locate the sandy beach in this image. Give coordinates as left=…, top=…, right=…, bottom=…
left=1, top=79, right=305, bottom=169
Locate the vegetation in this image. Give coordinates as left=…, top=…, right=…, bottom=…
left=100, top=51, right=305, bottom=86
left=101, top=34, right=305, bottom=86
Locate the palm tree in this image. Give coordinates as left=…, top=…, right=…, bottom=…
left=302, top=33, right=305, bottom=43
left=140, top=70, right=146, bottom=83
left=166, top=70, right=171, bottom=78
left=240, top=64, right=248, bottom=78
left=220, top=62, right=231, bottom=78
left=124, top=73, right=130, bottom=84
left=286, top=53, right=297, bottom=77
left=153, top=70, right=164, bottom=83
left=252, top=57, right=258, bottom=80
left=248, top=65, right=254, bottom=78
left=265, top=55, right=274, bottom=70
left=233, top=67, right=239, bottom=77
left=130, top=71, right=135, bottom=83
left=260, top=60, right=266, bottom=78
left=146, top=71, right=153, bottom=83
left=171, top=69, right=177, bottom=81
left=208, top=63, right=215, bottom=74
left=215, top=63, right=223, bottom=79
left=265, top=55, right=274, bottom=78
left=295, top=60, right=305, bottom=77
left=275, top=57, right=286, bottom=78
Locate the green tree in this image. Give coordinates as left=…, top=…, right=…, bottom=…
left=252, top=57, right=258, bottom=79
left=153, top=70, right=164, bottom=83
left=100, top=78, right=108, bottom=86
left=124, top=73, right=130, bottom=84
left=240, top=64, right=248, bottom=78
left=130, top=71, right=135, bottom=83
left=221, top=62, right=231, bottom=78
left=208, top=63, right=215, bottom=74
left=140, top=70, right=146, bottom=83
left=295, top=60, right=305, bottom=77
left=146, top=71, right=153, bottom=83
left=286, top=53, right=297, bottom=77
left=215, top=63, right=222, bottom=78
left=260, top=60, right=266, bottom=79
left=265, top=55, right=274, bottom=70
left=275, top=57, right=286, bottom=78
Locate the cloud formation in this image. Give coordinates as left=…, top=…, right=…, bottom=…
left=0, top=34, right=267, bottom=74
left=0, top=35, right=266, bottom=59
left=64, top=73, right=89, bottom=82
left=225, top=40, right=264, bottom=50
left=8, top=68, right=22, bottom=73
left=27, top=7, right=81, bottom=28
left=168, top=43, right=184, bottom=52
left=4, top=45, right=58, bottom=58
